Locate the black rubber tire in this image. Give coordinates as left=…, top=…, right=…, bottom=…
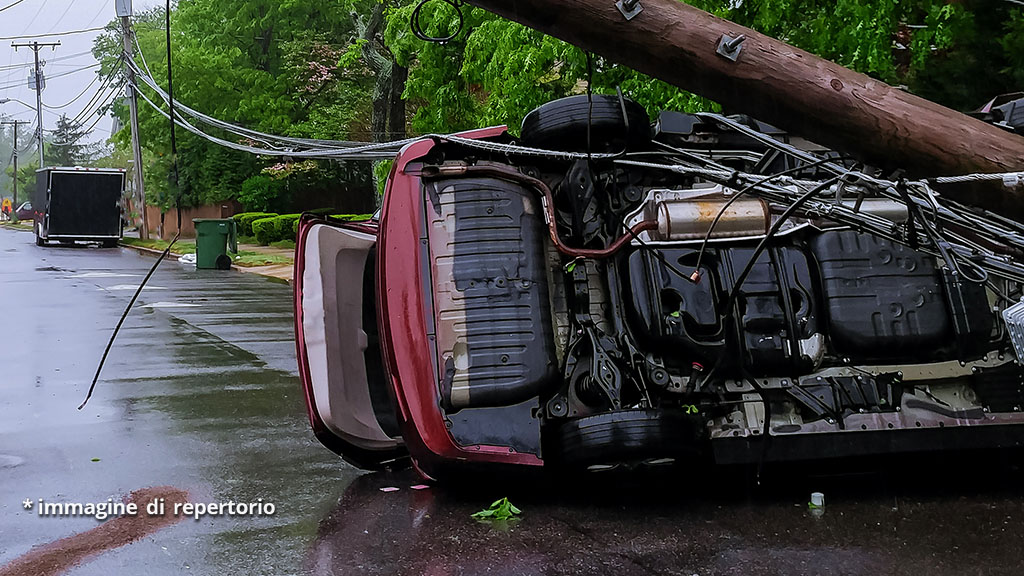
left=545, top=409, right=706, bottom=469
left=35, top=233, right=44, bottom=247
left=215, top=254, right=233, bottom=270
left=101, top=239, right=119, bottom=248
left=520, top=94, right=651, bottom=153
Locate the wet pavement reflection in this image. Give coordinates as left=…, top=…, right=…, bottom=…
left=3, top=227, right=1024, bottom=576
left=310, top=458, right=1024, bottom=576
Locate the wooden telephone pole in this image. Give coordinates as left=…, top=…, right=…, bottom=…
left=12, top=41, right=59, bottom=169
left=121, top=14, right=149, bottom=239
left=463, top=0, right=1024, bottom=211
left=2, top=120, right=29, bottom=206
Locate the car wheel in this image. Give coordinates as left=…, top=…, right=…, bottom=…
left=544, top=409, right=706, bottom=469
left=520, top=94, right=651, bottom=153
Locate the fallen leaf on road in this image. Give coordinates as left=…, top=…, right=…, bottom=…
left=471, top=497, right=521, bottom=520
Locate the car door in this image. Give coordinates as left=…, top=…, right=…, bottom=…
left=294, top=215, right=407, bottom=469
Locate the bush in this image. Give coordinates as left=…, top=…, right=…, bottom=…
left=239, top=174, right=282, bottom=212
left=328, top=213, right=374, bottom=222
left=234, top=212, right=277, bottom=236
left=291, top=213, right=374, bottom=237
left=251, top=214, right=301, bottom=245
left=251, top=216, right=278, bottom=245
left=272, top=214, right=301, bottom=242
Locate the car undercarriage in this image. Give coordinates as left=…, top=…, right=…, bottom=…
left=297, top=93, right=1024, bottom=476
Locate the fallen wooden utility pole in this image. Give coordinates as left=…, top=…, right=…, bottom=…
left=462, top=0, right=1024, bottom=211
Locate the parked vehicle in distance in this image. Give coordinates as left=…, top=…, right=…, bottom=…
left=296, top=95, right=1024, bottom=480
left=33, top=167, right=126, bottom=247
left=15, top=201, right=32, bottom=221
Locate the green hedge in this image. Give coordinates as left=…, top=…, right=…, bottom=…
left=328, top=213, right=374, bottom=222
left=251, top=216, right=278, bottom=245
left=234, top=212, right=278, bottom=236
left=291, top=213, right=374, bottom=236
left=272, top=214, right=301, bottom=242
left=251, top=214, right=302, bottom=245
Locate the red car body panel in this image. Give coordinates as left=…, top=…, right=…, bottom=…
left=376, top=128, right=544, bottom=478
left=295, top=127, right=543, bottom=477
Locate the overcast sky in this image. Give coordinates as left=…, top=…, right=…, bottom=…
left=0, top=0, right=163, bottom=145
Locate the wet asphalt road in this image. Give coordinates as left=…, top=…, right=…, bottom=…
left=3, top=225, right=1024, bottom=575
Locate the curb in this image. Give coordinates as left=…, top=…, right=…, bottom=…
left=119, top=243, right=183, bottom=260
left=118, top=242, right=293, bottom=285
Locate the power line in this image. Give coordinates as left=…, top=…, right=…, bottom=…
left=0, top=0, right=28, bottom=13
left=0, top=50, right=96, bottom=73
left=22, top=0, right=49, bottom=32
left=46, top=1, right=77, bottom=35
left=127, top=57, right=403, bottom=153
left=85, top=0, right=112, bottom=28
left=70, top=80, right=123, bottom=127
left=0, top=26, right=107, bottom=42
left=42, top=73, right=99, bottom=109
left=66, top=58, right=122, bottom=126
left=0, top=62, right=99, bottom=92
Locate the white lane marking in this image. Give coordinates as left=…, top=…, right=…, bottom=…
left=101, top=284, right=168, bottom=291
left=140, top=302, right=201, bottom=309
left=69, top=272, right=141, bottom=278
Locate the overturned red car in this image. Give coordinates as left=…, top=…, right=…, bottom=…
left=295, top=95, right=1024, bottom=480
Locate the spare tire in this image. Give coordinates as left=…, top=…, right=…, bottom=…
left=520, top=94, right=651, bottom=153
left=545, top=409, right=706, bottom=469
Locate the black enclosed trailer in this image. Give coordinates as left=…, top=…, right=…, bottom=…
left=33, top=167, right=125, bottom=247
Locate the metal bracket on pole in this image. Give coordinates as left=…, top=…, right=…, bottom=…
left=716, top=33, right=746, bottom=61
left=615, top=0, right=643, bottom=20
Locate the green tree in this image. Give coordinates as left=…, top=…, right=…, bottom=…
left=92, top=2, right=378, bottom=210
left=86, top=0, right=1024, bottom=217
left=47, top=114, right=95, bottom=167
left=387, top=0, right=1024, bottom=135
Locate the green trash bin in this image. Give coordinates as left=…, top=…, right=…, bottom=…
left=193, top=218, right=237, bottom=270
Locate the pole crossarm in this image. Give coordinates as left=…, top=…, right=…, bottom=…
left=12, top=40, right=60, bottom=169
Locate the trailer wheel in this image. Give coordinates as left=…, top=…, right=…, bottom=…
left=544, top=409, right=706, bottom=470
left=102, top=239, right=119, bottom=248
left=520, top=94, right=651, bottom=153
left=35, top=224, right=44, bottom=246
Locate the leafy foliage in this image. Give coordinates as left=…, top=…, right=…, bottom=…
left=251, top=216, right=278, bottom=246
left=85, top=0, right=1023, bottom=217
left=233, top=211, right=278, bottom=236
left=92, top=3, right=379, bottom=211
left=389, top=0, right=1023, bottom=135
left=471, top=497, right=522, bottom=521
left=239, top=175, right=282, bottom=213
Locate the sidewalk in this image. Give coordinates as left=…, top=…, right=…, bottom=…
left=120, top=234, right=295, bottom=283
left=233, top=242, right=294, bottom=283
